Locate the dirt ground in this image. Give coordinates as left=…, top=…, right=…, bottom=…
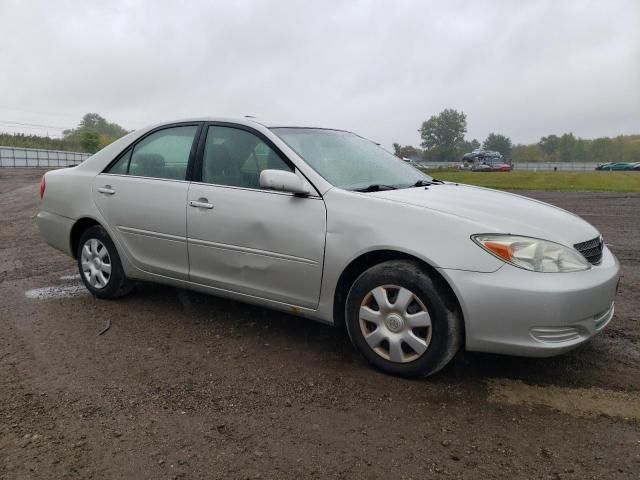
left=1, top=168, right=638, bottom=479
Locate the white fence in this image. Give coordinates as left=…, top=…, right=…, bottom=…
left=421, top=162, right=601, bottom=171
left=0, top=148, right=609, bottom=171
left=0, top=146, right=91, bottom=168
left=514, top=162, right=600, bottom=171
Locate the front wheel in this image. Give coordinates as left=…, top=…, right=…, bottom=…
left=77, top=225, right=133, bottom=299
left=345, top=260, right=462, bottom=378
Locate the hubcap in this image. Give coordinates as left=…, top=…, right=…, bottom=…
left=359, top=285, right=432, bottom=363
left=385, top=313, right=405, bottom=333
left=80, top=238, right=112, bottom=289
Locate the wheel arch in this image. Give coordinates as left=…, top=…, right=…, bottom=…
left=332, top=249, right=464, bottom=334
left=69, top=217, right=103, bottom=259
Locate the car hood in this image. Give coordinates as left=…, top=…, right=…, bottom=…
left=370, top=183, right=600, bottom=246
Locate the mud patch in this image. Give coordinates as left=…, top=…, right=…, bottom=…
left=487, top=378, right=640, bottom=420
left=59, top=273, right=81, bottom=280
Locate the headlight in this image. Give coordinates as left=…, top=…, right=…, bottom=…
left=471, top=234, right=590, bottom=273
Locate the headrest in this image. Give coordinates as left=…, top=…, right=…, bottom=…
left=207, top=144, right=232, bottom=160
left=135, top=153, right=165, bottom=169
left=205, top=144, right=236, bottom=171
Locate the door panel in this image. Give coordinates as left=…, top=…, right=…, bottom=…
left=93, top=175, right=190, bottom=279
left=186, top=124, right=326, bottom=308
left=92, top=124, right=199, bottom=280
left=187, top=185, right=326, bottom=308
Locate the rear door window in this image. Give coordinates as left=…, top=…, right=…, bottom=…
left=118, top=125, right=198, bottom=180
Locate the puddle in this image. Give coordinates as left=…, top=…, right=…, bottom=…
left=487, top=379, right=640, bottom=420
left=25, top=284, right=88, bottom=300
left=24, top=271, right=88, bottom=300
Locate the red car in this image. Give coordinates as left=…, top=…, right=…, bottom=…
left=491, top=163, right=513, bottom=172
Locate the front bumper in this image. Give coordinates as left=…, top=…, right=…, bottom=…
left=441, top=246, right=620, bottom=357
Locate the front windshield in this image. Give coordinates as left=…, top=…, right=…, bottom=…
left=271, top=128, right=432, bottom=190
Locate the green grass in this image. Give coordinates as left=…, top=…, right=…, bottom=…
left=423, top=171, right=640, bottom=192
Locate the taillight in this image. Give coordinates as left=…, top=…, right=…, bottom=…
left=40, top=175, right=46, bottom=200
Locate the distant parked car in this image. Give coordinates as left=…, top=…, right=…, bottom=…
left=595, top=163, right=612, bottom=171
left=463, top=149, right=511, bottom=172
left=600, top=162, right=637, bottom=171
left=402, top=158, right=422, bottom=168
left=471, top=163, right=492, bottom=172
left=490, top=163, right=513, bottom=172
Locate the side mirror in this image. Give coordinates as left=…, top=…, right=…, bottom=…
left=260, top=169, right=311, bottom=195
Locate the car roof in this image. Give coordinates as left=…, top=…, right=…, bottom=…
left=149, top=116, right=339, bottom=130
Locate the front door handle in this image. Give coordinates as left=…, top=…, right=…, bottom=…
left=97, top=186, right=115, bottom=195
left=189, top=199, right=214, bottom=209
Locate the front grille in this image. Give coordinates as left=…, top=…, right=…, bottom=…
left=574, top=235, right=603, bottom=265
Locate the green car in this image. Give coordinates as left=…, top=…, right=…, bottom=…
left=604, top=162, right=640, bottom=171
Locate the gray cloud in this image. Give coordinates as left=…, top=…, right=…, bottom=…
left=1, top=0, right=638, bottom=148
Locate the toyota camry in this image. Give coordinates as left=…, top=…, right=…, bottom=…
left=37, top=118, right=620, bottom=377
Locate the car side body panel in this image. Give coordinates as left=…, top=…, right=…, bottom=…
left=36, top=209, right=75, bottom=256
left=186, top=182, right=327, bottom=308
left=92, top=174, right=190, bottom=280
left=313, top=187, right=505, bottom=322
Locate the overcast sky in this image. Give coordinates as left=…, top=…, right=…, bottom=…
left=0, top=0, right=638, bottom=148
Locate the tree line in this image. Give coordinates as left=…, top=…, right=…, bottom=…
left=2, top=110, right=639, bottom=164
left=0, top=113, right=128, bottom=153
left=0, top=132, right=82, bottom=152
left=393, top=109, right=640, bottom=164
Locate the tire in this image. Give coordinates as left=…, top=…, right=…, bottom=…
left=76, top=225, right=133, bottom=299
left=345, top=260, right=462, bottom=378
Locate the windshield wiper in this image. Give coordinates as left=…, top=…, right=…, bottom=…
left=353, top=184, right=398, bottom=192
left=411, top=178, right=445, bottom=187
left=412, top=180, right=432, bottom=187
left=353, top=180, right=443, bottom=192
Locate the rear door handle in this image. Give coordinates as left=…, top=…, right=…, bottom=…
left=189, top=200, right=214, bottom=209
left=97, top=186, right=115, bottom=195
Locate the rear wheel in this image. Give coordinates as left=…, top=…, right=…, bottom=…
left=77, top=225, right=133, bottom=299
left=345, top=260, right=462, bottom=377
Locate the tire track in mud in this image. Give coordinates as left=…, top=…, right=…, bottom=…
left=487, top=379, right=640, bottom=420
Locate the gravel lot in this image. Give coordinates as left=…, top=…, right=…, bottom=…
left=1, top=168, right=639, bottom=479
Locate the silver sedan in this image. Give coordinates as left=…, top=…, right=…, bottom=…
left=37, top=118, right=620, bottom=377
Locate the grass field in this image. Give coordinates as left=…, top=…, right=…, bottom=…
left=424, top=171, right=640, bottom=192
